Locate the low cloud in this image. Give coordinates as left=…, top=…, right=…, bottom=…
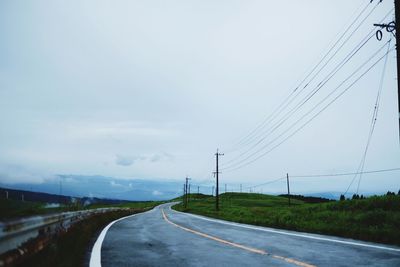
left=110, top=180, right=125, bottom=188
left=0, top=164, right=55, bottom=184
left=152, top=190, right=163, bottom=196
left=115, top=152, right=174, bottom=166
left=150, top=152, right=174, bottom=163
left=115, top=155, right=135, bottom=166
left=150, top=154, right=162, bottom=162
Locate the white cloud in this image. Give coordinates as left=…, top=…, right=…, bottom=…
left=0, top=164, right=55, bottom=184
left=65, top=121, right=180, bottom=141
left=150, top=154, right=161, bottom=163
left=115, top=155, right=135, bottom=167
left=0, top=0, right=397, bottom=194
left=150, top=152, right=175, bottom=163
left=115, top=152, right=174, bottom=166
left=110, top=180, right=125, bottom=188
left=152, top=190, right=163, bottom=196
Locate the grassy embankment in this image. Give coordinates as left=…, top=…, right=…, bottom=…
left=173, top=192, right=400, bottom=246
left=0, top=198, right=164, bottom=220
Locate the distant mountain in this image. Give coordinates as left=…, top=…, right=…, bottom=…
left=0, top=187, right=131, bottom=205
left=0, top=175, right=183, bottom=201
left=1, top=175, right=386, bottom=202
left=0, top=187, right=72, bottom=203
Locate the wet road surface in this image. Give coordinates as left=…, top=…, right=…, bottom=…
left=92, top=203, right=400, bottom=267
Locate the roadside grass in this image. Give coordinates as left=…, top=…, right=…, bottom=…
left=172, top=193, right=209, bottom=201
left=16, top=202, right=161, bottom=267
left=86, top=200, right=165, bottom=209
left=0, top=199, right=67, bottom=220
left=0, top=199, right=165, bottom=220
left=173, top=193, right=400, bottom=246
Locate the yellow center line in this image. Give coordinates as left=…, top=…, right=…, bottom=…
left=161, top=208, right=316, bottom=267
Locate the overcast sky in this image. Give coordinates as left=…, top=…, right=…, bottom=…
left=0, top=0, right=398, bottom=195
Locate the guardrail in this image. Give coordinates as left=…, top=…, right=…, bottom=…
left=0, top=207, right=128, bottom=267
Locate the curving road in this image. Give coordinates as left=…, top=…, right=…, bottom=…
left=90, top=203, right=400, bottom=267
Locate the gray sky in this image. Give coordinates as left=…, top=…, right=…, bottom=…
left=0, top=0, right=398, bottom=195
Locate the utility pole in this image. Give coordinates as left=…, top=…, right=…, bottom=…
left=197, top=186, right=199, bottom=194
left=286, top=173, right=291, bottom=206
left=188, top=184, right=191, bottom=204
left=240, top=184, right=242, bottom=193
left=59, top=179, right=62, bottom=204
left=374, top=0, right=399, bottom=140
left=211, top=186, right=214, bottom=196
left=395, top=0, right=400, bottom=141
left=185, top=177, right=190, bottom=208
left=183, top=184, right=186, bottom=207
left=225, top=183, right=227, bottom=193
left=214, top=149, right=224, bottom=211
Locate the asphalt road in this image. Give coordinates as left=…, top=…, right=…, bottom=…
left=91, top=203, right=400, bottom=267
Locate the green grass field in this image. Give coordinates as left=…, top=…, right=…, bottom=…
left=173, top=192, right=400, bottom=246
left=0, top=199, right=62, bottom=220
left=0, top=198, right=164, bottom=220
left=86, top=200, right=165, bottom=210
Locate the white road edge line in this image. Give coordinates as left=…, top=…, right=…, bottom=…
left=89, top=207, right=157, bottom=267
left=168, top=205, right=400, bottom=252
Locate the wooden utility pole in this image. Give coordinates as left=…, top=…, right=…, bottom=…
left=188, top=183, right=191, bottom=204
left=215, top=149, right=224, bottom=211
left=185, top=177, right=190, bottom=208
left=374, top=0, right=399, bottom=139
left=183, top=184, right=186, bottom=207
left=286, top=173, right=291, bottom=206
left=395, top=0, right=400, bottom=140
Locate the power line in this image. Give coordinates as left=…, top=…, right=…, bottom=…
left=291, top=167, right=400, bottom=178
left=245, top=177, right=286, bottom=189
left=222, top=8, right=394, bottom=169
left=223, top=29, right=379, bottom=169
left=199, top=3, right=395, bottom=193
left=345, top=37, right=392, bottom=196
left=222, top=45, right=395, bottom=172
left=222, top=38, right=393, bottom=171
left=223, top=1, right=375, bottom=154
left=191, top=166, right=400, bottom=193
left=355, top=37, right=391, bottom=193
left=298, top=1, right=381, bottom=98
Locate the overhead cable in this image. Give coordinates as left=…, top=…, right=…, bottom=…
left=222, top=45, right=395, bottom=172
